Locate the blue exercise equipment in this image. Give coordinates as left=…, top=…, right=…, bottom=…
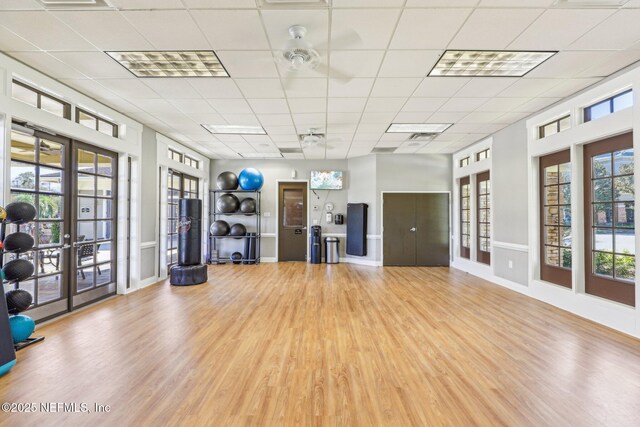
left=238, top=168, right=264, bottom=191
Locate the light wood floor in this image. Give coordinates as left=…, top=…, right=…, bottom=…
left=1, top=264, right=640, bottom=426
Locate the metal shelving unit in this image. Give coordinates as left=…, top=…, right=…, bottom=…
left=208, top=189, right=261, bottom=264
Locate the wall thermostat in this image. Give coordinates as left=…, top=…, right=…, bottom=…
left=325, top=202, right=334, bottom=212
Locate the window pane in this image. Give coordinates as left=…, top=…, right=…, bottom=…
left=479, top=209, right=488, bottom=222
left=96, top=198, right=113, bottom=219
left=614, top=176, right=634, bottom=201
left=96, top=263, right=112, bottom=287
left=545, top=246, right=559, bottom=266
left=11, top=191, right=35, bottom=206
left=12, top=82, right=37, bottom=107
left=559, top=116, right=571, bottom=132
left=283, top=189, right=304, bottom=227
left=78, top=150, right=96, bottom=174
left=559, top=162, right=571, bottom=184
left=78, top=197, right=94, bottom=220
left=78, top=111, right=97, bottom=129
left=78, top=221, right=95, bottom=242
left=77, top=267, right=94, bottom=292
left=11, top=132, right=36, bottom=163
left=11, top=161, right=36, bottom=190
left=614, top=149, right=634, bottom=175
left=543, top=122, right=557, bottom=137
left=545, top=186, right=559, bottom=205
left=78, top=173, right=95, bottom=196
left=544, top=165, right=558, bottom=185
left=594, top=203, right=613, bottom=226
left=38, top=274, right=62, bottom=304
left=97, top=176, right=113, bottom=197
left=613, top=91, right=633, bottom=112
left=593, top=228, right=613, bottom=252
left=39, top=139, right=64, bottom=168
left=587, top=100, right=611, bottom=121
left=545, top=206, right=559, bottom=225
left=39, top=195, right=62, bottom=219
left=614, top=254, right=635, bottom=280
left=593, top=252, right=613, bottom=277
left=39, top=167, right=62, bottom=193
left=39, top=222, right=62, bottom=246
left=38, top=248, right=62, bottom=275
left=97, top=241, right=112, bottom=264
left=614, top=202, right=634, bottom=228
left=560, top=206, right=572, bottom=226
left=561, top=248, right=572, bottom=269
left=593, top=153, right=612, bottom=178
left=97, top=154, right=113, bottom=176
left=560, top=227, right=572, bottom=247
left=41, top=95, right=65, bottom=117
left=615, top=228, right=635, bottom=255
left=96, top=221, right=113, bottom=241
left=546, top=226, right=559, bottom=246
left=559, top=184, right=571, bottom=204
left=593, top=179, right=612, bottom=202
left=98, top=120, right=115, bottom=136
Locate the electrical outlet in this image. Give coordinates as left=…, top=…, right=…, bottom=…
left=508, top=260, right=513, bottom=269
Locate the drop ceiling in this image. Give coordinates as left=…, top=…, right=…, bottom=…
left=1, top=0, right=640, bottom=159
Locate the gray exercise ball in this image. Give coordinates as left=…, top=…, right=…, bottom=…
left=239, top=198, right=256, bottom=215
left=210, top=220, right=230, bottom=236
left=216, top=193, right=240, bottom=214
left=216, top=171, right=238, bottom=191
left=229, top=223, right=246, bottom=239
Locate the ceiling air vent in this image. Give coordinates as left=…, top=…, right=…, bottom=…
left=371, top=147, right=396, bottom=154
left=279, top=147, right=303, bottom=154
left=39, top=0, right=114, bottom=10
left=258, top=0, right=330, bottom=8
left=408, top=133, right=438, bottom=141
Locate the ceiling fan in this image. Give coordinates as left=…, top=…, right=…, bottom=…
left=300, top=128, right=345, bottom=150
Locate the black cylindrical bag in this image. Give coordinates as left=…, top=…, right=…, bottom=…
left=177, top=199, right=202, bottom=266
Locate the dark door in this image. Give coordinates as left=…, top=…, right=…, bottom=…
left=383, top=193, right=417, bottom=266
left=416, top=193, right=450, bottom=266
left=383, top=193, right=450, bottom=267
left=278, top=182, right=307, bottom=261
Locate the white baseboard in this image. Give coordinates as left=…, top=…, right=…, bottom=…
left=341, top=257, right=381, bottom=267
left=139, top=276, right=161, bottom=289
left=261, top=257, right=277, bottom=263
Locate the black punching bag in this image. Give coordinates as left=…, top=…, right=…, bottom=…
left=177, top=199, right=202, bottom=266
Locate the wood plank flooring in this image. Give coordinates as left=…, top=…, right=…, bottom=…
left=1, top=263, right=640, bottom=426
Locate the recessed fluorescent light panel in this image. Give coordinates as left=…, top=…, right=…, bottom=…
left=386, top=123, right=452, bottom=133
left=429, top=50, right=557, bottom=77
left=202, top=124, right=266, bottom=135
left=106, top=51, right=228, bottom=78
left=240, top=152, right=283, bottom=158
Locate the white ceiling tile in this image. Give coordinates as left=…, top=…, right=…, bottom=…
left=0, top=1, right=43, bottom=10
left=509, top=9, right=615, bottom=51
left=187, top=79, right=243, bottom=98
left=262, top=125, right=297, bottom=135
left=459, top=111, right=504, bottom=123
left=379, top=133, right=408, bottom=142
left=413, top=77, right=471, bottom=97
left=577, top=50, right=640, bottom=78
left=54, top=11, right=154, bottom=51
left=390, top=9, right=471, bottom=49
left=405, top=0, right=478, bottom=5
left=492, top=112, right=530, bottom=124
left=288, top=98, right=327, bottom=113
left=129, top=98, right=177, bottom=113
left=538, top=78, right=599, bottom=98
left=328, top=112, right=361, bottom=124
left=221, top=114, right=261, bottom=126
left=284, top=79, right=328, bottom=98
left=247, top=98, right=290, bottom=114
left=275, top=141, right=301, bottom=148
left=329, top=51, right=385, bottom=78
left=104, top=97, right=143, bottom=114
left=216, top=51, right=279, bottom=78
left=168, top=99, right=215, bottom=114
left=327, top=123, right=358, bottom=133
left=438, top=97, right=489, bottom=112
left=0, top=11, right=95, bottom=51
left=207, top=99, right=253, bottom=114
left=365, top=97, right=407, bottom=113
left=525, top=51, right=617, bottom=78
left=0, top=26, right=38, bottom=51
left=357, top=123, right=389, bottom=133
left=478, top=0, right=553, bottom=6
left=328, top=78, right=374, bottom=97
left=498, top=78, right=562, bottom=97
left=6, top=51, right=87, bottom=79
left=353, top=132, right=382, bottom=141
left=327, top=97, right=367, bottom=112
left=378, top=50, right=441, bottom=78
left=455, top=78, right=518, bottom=98
left=121, top=10, right=210, bottom=50
left=109, top=0, right=185, bottom=9
left=216, top=134, right=247, bottom=143
left=333, top=0, right=405, bottom=6
left=370, top=78, right=421, bottom=97
left=49, top=52, right=133, bottom=79
left=183, top=0, right=256, bottom=7
left=427, top=111, right=469, bottom=122
left=271, top=134, right=300, bottom=142
left=360, top=111, right=396, bottom=124
left=257, top=114, right=294, bottom=126
left=449, top=8, right=544, bottom=50
left=59, top=78, right=120, bottom=100
left=189, top=112, right=226, bottom=123
left=261, top=9, right=329, bottom=48
left=475, top=97, right=529, bottom=112
left=570, top=10, right=640, bottom=50
left=243, top=135, right=272, bottom=144
left=283, top=153, right=305, bottom=159
left=191, top=10, right=269, bottom=50
left=143, top=79, right=201, bottom=99
left=292, top=113, right=326, bottom=126
left=393, top=112, right=432, bottom=122
left=512, top=97, right=561, bottom=113
left=95, top=78, right=162, bottom=99
left=236, top=79, right=285, bottom=98
left=401, top=97, right=448, bottom=112
left=331, top=9, right=401, bottom=49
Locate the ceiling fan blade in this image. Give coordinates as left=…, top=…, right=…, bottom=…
left=318, top=63, right=352, bottom=82
left=316, top=29, right=362, bottom=51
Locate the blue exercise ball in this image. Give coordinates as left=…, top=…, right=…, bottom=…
left=9, top=314, right=35, bottom=344
left=238, top=168, right=264, bottom=191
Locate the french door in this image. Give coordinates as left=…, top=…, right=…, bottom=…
left=8, top=126, right=118, bottom=322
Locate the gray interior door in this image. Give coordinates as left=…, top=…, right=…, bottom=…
left=416, top=193, right=450, bottom=267
left=383, top=193, right=417, bottom=266
left=278, top=182, right=307, bottom=262
left=383, top=193, right=450, bottom=267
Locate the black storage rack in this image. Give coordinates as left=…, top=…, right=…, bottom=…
left=208, top=190, right=261, bottom=264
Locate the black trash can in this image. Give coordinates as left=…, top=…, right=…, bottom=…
left=310, top=225, right=322, bottom=264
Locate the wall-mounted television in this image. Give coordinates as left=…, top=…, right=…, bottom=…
left=310, top=170, right=343, bottom=190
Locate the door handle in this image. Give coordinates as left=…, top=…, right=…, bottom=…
left=409, top=227, right=416, bottom=232
left=62, top=245, right=71, bottom=250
